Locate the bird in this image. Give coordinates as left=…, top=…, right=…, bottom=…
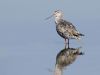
left=46, top=10, right=84, bottom=48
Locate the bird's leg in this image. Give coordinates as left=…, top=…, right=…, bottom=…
left=67, top=39, right=69, bottom=49
left=64, top=39, right=67, bottom=49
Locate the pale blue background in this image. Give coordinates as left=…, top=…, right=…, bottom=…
left=0, top=0, right=100, bottom=75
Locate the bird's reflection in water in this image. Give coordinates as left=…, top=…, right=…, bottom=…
left=54, top=47, right=84, bottom=75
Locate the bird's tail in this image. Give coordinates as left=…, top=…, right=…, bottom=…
left=79, top=33, right=84, bottom=36
left=54, top=64, right=63, bottom=75
left=73, top=32, right=84, bottom=40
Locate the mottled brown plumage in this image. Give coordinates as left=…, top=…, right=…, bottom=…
left=54, top=10, right=84, bottom=48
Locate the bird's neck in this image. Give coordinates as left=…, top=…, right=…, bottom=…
left=55, top=17, right=62, bottom=24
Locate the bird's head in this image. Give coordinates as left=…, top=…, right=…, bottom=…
left=45, top=10, right=63, bottom=20
left=53, top=10, right=63, bottom=19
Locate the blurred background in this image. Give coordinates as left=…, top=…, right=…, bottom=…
left=0, top=0, right=100, bottom=75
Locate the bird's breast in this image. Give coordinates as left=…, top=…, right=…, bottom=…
left=56, top=25, right=68, bottom=39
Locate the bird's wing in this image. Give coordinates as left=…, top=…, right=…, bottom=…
left=64, top=20, right=79, bottom=36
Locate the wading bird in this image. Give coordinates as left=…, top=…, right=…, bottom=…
left=46, top=10, right=84, bottom=48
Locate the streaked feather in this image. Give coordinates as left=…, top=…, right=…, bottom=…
left=56, top=19, right=84, bottom=40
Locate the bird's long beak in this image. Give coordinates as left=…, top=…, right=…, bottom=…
left=45, top=14, right=53, bottom=20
